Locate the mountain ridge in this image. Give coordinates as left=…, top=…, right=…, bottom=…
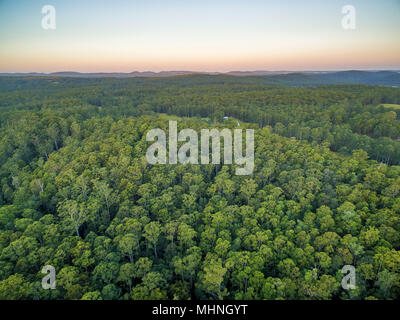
left=1, top=70, right=399, bottom=86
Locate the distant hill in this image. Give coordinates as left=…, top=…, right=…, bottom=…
left=224, top=71, right=293, bottom=76
left=1, top=70, right=399, bottom=86
left=269, top=70, right=400, bottom=87
left=0, top=71, right=203, bottom=78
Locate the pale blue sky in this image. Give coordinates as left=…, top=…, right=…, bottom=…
left=0, top=0, right=399, bottom=72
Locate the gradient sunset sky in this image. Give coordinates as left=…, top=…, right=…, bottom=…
left=0, top=0, right=399, bottom=72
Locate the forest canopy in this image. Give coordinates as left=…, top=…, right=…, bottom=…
left=0, top=76, right=399, bottom=300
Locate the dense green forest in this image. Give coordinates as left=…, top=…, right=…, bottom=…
left=0, top=76, right=399, bottom=300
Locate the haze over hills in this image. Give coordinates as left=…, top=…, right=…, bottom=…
left=0, top=71, right=198, bottom=78
left=1, top=70, right=399, bottom=87
left=269, top=70, right=400, bottom=87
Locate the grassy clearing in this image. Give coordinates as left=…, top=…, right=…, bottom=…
left=381, top=104, right=400, bottom=110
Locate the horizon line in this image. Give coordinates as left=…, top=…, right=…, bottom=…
left=1, top=68, right=400, bottom=75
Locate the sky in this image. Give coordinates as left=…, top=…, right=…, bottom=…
left=0, top=0, right=399, bottom=72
